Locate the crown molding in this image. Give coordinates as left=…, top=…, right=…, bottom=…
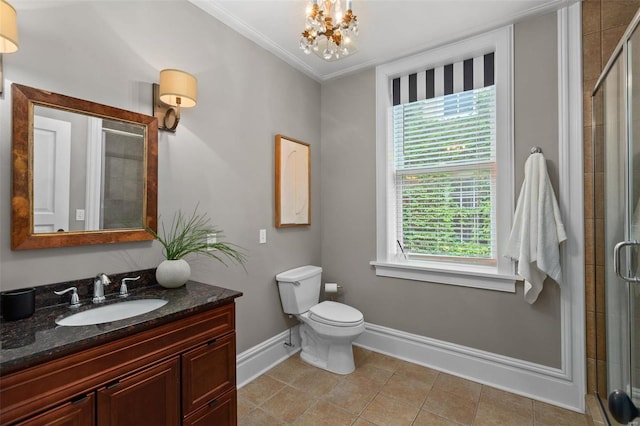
left=190, top=0, right=577, bottom=82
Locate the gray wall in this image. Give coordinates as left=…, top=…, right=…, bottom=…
left=320, top=12, right=562, bottom=367
left=1, top=2, right=565, bottom=367
left=0, top=0, right=320, bottom=353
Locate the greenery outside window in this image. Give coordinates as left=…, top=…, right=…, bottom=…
left=394, top=87, right=496, bottom=264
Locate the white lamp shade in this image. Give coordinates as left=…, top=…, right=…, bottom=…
left=159, top=69, right=197, bottom=108
left=0, top=0, right=18, bottom=53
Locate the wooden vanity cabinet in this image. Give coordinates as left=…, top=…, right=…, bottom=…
left=0, top=302, right=238, bottom=425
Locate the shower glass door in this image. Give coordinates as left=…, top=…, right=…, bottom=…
left=629, top=22, right=639, bottom=413
left=594, top=12, right=640, bottom=424
left=598, top=46, right=628, bottom=409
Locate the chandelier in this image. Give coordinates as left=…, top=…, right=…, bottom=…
left=299, top=0, right=359, bottom=61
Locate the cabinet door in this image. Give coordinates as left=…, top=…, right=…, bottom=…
left=183, top=389, right=236, bottom=426
left=97, top=358, right=179, bottom=426
left=16, top=393, right=94, bottom=426
left=182, top=333, right=235, bottom=416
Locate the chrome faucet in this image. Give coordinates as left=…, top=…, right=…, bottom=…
left=119, top=275, right=141, bottom=298
left=93, top=273, right=112, bottom=303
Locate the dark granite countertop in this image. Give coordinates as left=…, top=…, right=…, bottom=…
left=0, top=270, right=242, bottom=375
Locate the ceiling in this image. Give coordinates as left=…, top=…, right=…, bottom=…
left=190, top=0, right=572, bottom=82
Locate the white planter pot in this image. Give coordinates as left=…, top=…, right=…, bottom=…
left=156, top=259, right=191, bottom=288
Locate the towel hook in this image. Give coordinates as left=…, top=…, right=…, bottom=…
left=530, top=146, right=542, bottom=155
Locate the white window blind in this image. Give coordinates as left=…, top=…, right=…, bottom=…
left=393, top=86, right=497, bottom=264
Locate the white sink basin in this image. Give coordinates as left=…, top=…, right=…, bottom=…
left=56, top=299, right=168, bottom=326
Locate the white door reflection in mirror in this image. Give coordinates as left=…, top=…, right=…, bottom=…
left=33, top=115, right=71, bottom=233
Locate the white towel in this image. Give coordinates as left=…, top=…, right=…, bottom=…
left=505, top=153, right=567, bottom=304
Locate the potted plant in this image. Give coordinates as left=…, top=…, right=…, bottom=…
left=149, top=207, right=246, bottom=288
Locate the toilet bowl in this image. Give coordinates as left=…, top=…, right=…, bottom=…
left=298, top=301, right=365, bottom=374
left=276, top=266, right=365, bottom=375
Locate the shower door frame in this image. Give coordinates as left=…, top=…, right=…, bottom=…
left=592, top=8, right=640, bottom=423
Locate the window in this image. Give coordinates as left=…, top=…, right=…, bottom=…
left=372, top=26, right=517, bottom=291
left=394, top=86, right=495, bottom=263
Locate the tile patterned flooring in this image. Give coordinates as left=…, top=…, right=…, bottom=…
left=238, top=346, right=590, bottom=426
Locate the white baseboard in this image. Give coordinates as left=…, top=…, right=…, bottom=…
left=355, top=322, right=584, bottom=413
left=236, top=321, right=584, bottom=412
left=236, top=325, right=301, bottom=388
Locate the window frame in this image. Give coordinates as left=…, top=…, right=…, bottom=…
left=371, top=26, right=518, bottom=292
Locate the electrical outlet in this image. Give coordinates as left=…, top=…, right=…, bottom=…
left=75, top=209, right=85, bottom=221
left=206, top=233, right=217, bottom=251
left=259, top=229, right=267, bottom=244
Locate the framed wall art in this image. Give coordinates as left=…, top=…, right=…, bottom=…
left=275, top=134, right=310, bottom=228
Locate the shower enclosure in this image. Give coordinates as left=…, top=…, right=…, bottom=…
left=592, top=8, right=640, bottom=425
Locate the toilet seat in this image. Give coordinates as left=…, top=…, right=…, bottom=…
left=308, top=301, right=363, bottom=327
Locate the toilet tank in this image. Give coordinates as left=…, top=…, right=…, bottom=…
left=275, top=265, right=322, bottom=314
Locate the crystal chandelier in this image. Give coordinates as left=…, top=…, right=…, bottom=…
left=299, top=0, right=359, bottom=61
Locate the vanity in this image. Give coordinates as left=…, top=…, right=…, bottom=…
left=0, top=271, right=242, bottom=425
left=4, top=84, right=244, bottom=424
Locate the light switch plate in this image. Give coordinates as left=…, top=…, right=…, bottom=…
left=207, top=233, right=217, bottom=251
left=75, top=209, right=85, bottom=221
left=259, top=229, right=267, bottom=244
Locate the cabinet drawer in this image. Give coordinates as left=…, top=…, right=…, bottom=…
left=97, top=358, right=180, bottom=426
left=183, top=389, right=236, bottom=426
left=182, top=333, right=235, bottom=416
left=15, top=393, right=94, bottom=426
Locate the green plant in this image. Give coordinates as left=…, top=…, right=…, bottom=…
left=149, top=207, right=247, bottom=266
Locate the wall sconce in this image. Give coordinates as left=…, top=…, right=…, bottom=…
left=0, top=0, right=19, bottom=95
left=152, top=69, right=197, bottom=132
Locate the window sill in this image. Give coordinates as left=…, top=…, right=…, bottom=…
left=369, top=260, right=518, bottom=292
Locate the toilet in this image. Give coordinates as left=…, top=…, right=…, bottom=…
left=276, top=265, right=365, bottom=375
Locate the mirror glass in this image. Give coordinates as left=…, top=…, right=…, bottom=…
left=12, top=84, right=158, bottom=250
left=33, top=106, right=145, bottom=233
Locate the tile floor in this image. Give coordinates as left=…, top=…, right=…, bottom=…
left=238, top=346, right=590, bottom=426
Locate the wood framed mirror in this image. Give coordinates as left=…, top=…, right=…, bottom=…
left=11, top=83, right=158, bottom=250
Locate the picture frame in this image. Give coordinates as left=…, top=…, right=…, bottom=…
left=275, top=134, right=310, bottom=228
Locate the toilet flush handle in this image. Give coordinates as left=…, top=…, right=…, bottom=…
left=293, top=281, right=301, bottom=286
